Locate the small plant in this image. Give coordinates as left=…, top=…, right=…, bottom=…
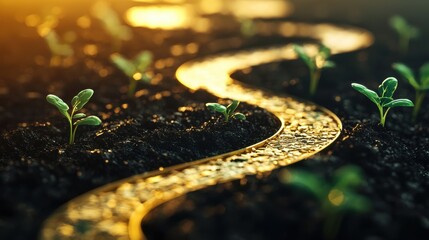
left=91, top=1, right=132, bottom=50
left=206, top=100, right=246, bottom=122
left=280, top=165, right=370, bottom=240
left=110, top=51, right=153, bottom=97
left=293, top=44, right=335, bottom=96
left=351, top=77, right=414, bottom=127
left=30, top=10, right=74, bottom=64
left=393, top=63, right=429, bottom=121
left=239, top=18, right=256, bottom=38
left=389, top=15, right=419, bottom=54
left=44, top=30, right=74, bottom=59
left=46, top=89, right=102, bottom=144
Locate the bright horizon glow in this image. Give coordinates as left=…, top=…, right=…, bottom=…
left=125, top=5, right=193, bottom=29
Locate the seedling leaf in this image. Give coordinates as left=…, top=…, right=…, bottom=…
left=287, top=170, right=327, bottom=200
left=46, top=94, right=69, bottom=117
left=135, top=51, right=153, bottom=72
left=389, top=15, right=407, bottom=32
left=74, top=116, right=102, bottom=126
left=293, top=44, right=334, bottom=95
left=420, top=63, right=429, bottom=87
left=384, top=99, right=414, bottom=108
left=233, top=113, right=246, bottom=120
left=73, top=113, right=86, bottom=119
left=334, top=166, right=364, bottom=189
left=44, top=31, right=74, bottom=57
left=319, top=44, right=331, bottom=58
left=324, top=60, right=336, bottom=69
left=351, top=83, right=379, bottom=105
left=111, top=53, right=135, bottom=78
left=293, top=45, right=313, bottom=70
left=206, top=100, right=245, bottom=122
left=227, top=100, right=240, bottom=115
left=72, top=89, right=94, bottom=111
left=380, top=97, right=393, bottom=106
left=392, top=63, right=419, bottom=89
left=206, top=103, right=227, bottom=114
left=389, top=15, right=419, bottom=53
left=378, top=77, right=397, bottom=98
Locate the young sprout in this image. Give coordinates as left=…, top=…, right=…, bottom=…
left=389, top=15, right=419, bottom=54
left=30, top=10, right=74, bottom=65
left=46, top=89, right=102, bottom=144
left=110, top=51, right=153, bottom=97
left=44, top=30, right=74, bottom=59
left=393, top=63, right=429, bottom=121
left=293, top=44, right=335, bottom=96
left=351, top=77, right=414, bottom=127
left=91, top=1, right=132, bottom=50
left=280, top=165, right=370, bottom=240
left=206, top=100, right=246, bottom=122
left=239, top=18, right=256, bottom=38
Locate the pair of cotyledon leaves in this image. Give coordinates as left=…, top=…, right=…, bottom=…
left=46, top=89, right=101, bottom=126
left=293, top=44, right=336, bottom=71
left=44, top=31, right=74, bottom=57
left=206, top=100, right=246, bottom=121
left=389, top=15, right=419, bottom=40
left=110, top=51, right=152, bottom=81
left=352, top=77, right=414, bottom=109
left=283, top=165, right=370, bottom=212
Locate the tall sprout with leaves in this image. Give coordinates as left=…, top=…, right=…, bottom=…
left=351, top=77, right=414, bottom=127
left=206, top=100, right=246, bottom=122
left=293, top=44, right=335, bottom=96
left=280, top=165, right=370, bottom=240
left=389, top=15, right=419, bottom=54
left=110, top=51, right=153, bottom=97
left=393, top=63, right=429, bottom=121
left=46, top=89, right=102, bottom=144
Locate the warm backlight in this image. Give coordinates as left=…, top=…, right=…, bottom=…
left=125, top=5, right=193, bottom=29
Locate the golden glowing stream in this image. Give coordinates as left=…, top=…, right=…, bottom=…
left=40, top=22, right=372, bottom=240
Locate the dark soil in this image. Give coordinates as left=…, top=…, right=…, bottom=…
left=141, top=4, right=429, bottom=240
left=1, top=1, right=429, bottom=240
left=0, top=7, right=281, bottom=240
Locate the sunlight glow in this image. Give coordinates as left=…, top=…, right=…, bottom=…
left=126, top=5, right=193, bottom=29
left=228, top=0, right=293, bottom=18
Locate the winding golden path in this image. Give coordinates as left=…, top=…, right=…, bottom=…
left=40, top=22, right=373, bottom=240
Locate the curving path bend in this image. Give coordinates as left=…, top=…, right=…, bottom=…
left=40, top=22, right=373, bottom=240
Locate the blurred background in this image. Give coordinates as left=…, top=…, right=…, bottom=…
left=1, top=0, right=427, bottom=59
left=1, top=0, right=428, bottom=29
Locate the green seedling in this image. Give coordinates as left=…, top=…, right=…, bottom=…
left=91, top=1, right=132, bottom=50
left=352, top=77, right=414, bottom=127
left=393, top=63, right=429, bottom=121
left=46, top=89, right=102, bottom=144
left=110, top=51, right=153, bottom=97
left=30, top=10, right=74, bottom=64
left=280, top=165, right=370, bottom=240
left=239, top=18, right=256, bottom=38
left=293, top=44, right=335, bottom=96
left=389, top=15, right=419, bottom=54
left=44, top=30, right=74, bottom=59
left=206, top=100, right=246, bottom=122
